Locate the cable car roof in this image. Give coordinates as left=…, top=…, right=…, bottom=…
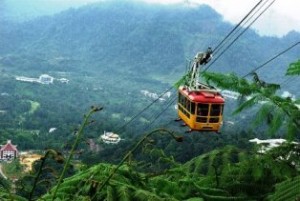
left=179, top=87, right=225, bottom=103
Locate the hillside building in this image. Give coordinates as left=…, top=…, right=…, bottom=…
left=16, top=74, right=54, bottom=84
left=57, top=78, right=69, bottom=84
left=0, top=140, right=19, bottom=161
left=39, top=74, right=54, bottom=84
left=100, top=131, right=121, bottom=144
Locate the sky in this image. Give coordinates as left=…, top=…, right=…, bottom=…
left=2, top=0, right=300, bottom=37
left=148, top=0, right=300, bottom=37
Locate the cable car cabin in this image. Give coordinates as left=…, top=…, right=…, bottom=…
left=178, top=86, right=224, bottom=132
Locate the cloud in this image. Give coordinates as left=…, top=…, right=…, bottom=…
left=142, top=0, right=300, bottom=37
left=4, top=0, right=300, bottom=36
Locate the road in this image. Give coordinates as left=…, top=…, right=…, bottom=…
left=0, top=164, right=8, bottom=179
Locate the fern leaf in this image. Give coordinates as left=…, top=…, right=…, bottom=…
left=267, top=108, right=284, bottom=136
left=117, top=185, right=131, bottom=201
left=252, top=104, right=273, bottom=126
left=174, top=73, right=189, bottom=89
left=267, top=176, right=300, bottom=201
left=106, top=185, right=115, bottom=201
left=133, top=189, right=165, bottom=201
left=183, top=198, right=204, bottom=201
left=287, top=121, right=298, bottom=140
left=286, top=60, right=300, bottom=76
left=233, top=96, right=257, bottom=115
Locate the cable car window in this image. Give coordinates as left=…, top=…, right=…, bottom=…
left=178, top=93, right=181, bottom=104
left=191, top=102, right=195, bottom=114
left=197, top=117, right=207, bottom=123
left=178, top=93, right=184, bottom=105
left=181, top=96, right=185, bottom=106
left=197, top=104, right=209, bottom=116
left=209, top=117, right=219, bottom=123
left=210, top=104, right=222, bottom=116
left=186, top=99, right=190, bottom=112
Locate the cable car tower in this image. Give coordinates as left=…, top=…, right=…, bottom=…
left=177, top=47, right=225, bottom=133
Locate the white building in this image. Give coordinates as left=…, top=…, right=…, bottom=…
left=16, top=74, right=54, bottom=84
left=0, top=140, right=19, bottom=161
left=100, top=131, right=121, bottom=144
left=57, top=78, right=69, bottom=84
left=249, top=138, right=298, bottom=153
left=39, top=74, right=54, bottom=84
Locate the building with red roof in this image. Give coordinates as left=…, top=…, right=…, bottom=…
left=0, top=140, right=19, bottom=161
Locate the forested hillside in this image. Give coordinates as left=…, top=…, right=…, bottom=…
left=0, top=1, right=299, bottom=200
left=0, top=0, right=299, bottom=159
left=1, top=1, right=300, bottom=80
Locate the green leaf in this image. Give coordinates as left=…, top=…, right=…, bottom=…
left=117, top=185, right=131, bottom=201
left=174, top=73, right=189, bottom=89
left=268, top=108, right=284, bottom=136
left=233, top=96, right=257, bottom=115
left=107, top=185, right=115, bottom=201
left=286, top=121, right=298, bottom=141
left=267, top=176, right=300, bottom=201
left=286, top=60, right=300, bottom=76
left=252, top=104, right=273, bottom=126
left=184, top=198, right=204, bottom=201
left=134, top=189, right=164, bottom=201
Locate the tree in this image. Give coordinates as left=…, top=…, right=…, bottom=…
left=201, top=61, right=300, bottom=139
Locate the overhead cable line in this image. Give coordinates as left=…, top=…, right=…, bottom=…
left=108, top=0, right=269, bottom=135
left=115, top=86, right=175, bottom=133
left=213, top=0, right=263, bottom=54
left=145, top=95, right=177, bottom=131
left=280, top=76, right=298, bottom=87
left=203, top=0, right=276, bottom=73
left=213, top=0, right=270, bottom=56
left=242, top=41, right=300, bottom=78
left=109, top=0, right=277, bottom=135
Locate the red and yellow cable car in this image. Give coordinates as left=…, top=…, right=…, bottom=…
left=177, top=47, right=225, bottom=133
left=178, top=86, right=224, bottom=132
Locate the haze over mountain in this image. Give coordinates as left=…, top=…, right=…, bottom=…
left=2, top=0, right=300, bottom=37
left=0, top=2, right=299, bottom=200
left=1, top=0, right=299, bottom=93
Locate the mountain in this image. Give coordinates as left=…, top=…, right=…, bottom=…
left=0, top=0, right=92, bottom=22
left=0, top=3, right=299, bottom=200
left=0, top=1, right=299, bottom=152
left=1, top=1, right=299, bottom=84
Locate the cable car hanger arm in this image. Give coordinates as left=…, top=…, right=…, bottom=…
left=188, top=47, right=213, bottom=90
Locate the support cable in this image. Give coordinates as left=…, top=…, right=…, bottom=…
left=110, top=0, right=280, bottom=135
left=115, top=86, right=175, bottom=133
left=280, top=77, right=298, bottom=87
left=145, top=95, right=177, bottom=130
left=213, top=0, right=270, bottom=56
left=213, top=0, right=264, bottom=54
left=203, top=0, right=276, bottom=73
left=242, top=41, right=300, bottom=78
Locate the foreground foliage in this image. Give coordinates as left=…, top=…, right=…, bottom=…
left=202, top=61, right=300, bottom=139
left=37, top=144, right=299, bottom=201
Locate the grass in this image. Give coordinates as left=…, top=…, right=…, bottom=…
left=1, top=159, right=25, bottom=179
left=28, top=100, right=40, bottom=114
